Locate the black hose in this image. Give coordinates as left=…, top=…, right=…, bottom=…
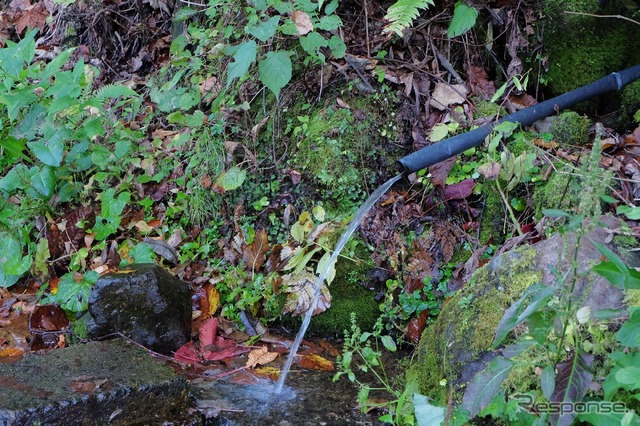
left=397, top=64, right=640, bottom=174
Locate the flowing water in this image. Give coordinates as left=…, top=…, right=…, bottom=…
left=274, top=173, right=404, bottom=394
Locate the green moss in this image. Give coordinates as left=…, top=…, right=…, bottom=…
left=532, top=169, right=577, bottom=219
left=474, top=100, right=503, bottom=120
left=406, top=247, right=542, bottom=402
left=479, top=186, right=506, bottom=245
left=542, top=0, right=640, bottom=100
left=549, top=111, right=590, bottom=146
left=278, top=244, right=378, bottom=337
left=620, top=80, right=640, bottom=127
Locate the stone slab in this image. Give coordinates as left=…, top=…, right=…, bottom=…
left=0, top=339, right=199, bottom=425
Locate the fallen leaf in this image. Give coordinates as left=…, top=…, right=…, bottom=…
left=254, top=366, right=280, bottom=380
left=246, top=346, right=279, bottom=368
left=429, top=157, right=457, bottom=187
left=298, top=354, right=334, bottom=371
left=292, top=10, right=313, bottom=35
left=443, top=178, right=475, bottom=200
left=282, top=271, right=331, bottom=316
left=429, top=83, right=468, bottom=110
left=243, top=229, right=270, bottom=271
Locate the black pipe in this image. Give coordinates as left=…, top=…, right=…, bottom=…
left=398, top=64, right=640, bottom=174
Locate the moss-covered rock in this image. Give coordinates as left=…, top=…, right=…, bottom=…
left=542, top=0, right=640, bottom=100
left=406, top=216, right=634, bottom=406
left=532, top=168, right=577, bottom=219
left=549, top=111, right=590, bottom=146
left=479, top=185, right=506, bottom=245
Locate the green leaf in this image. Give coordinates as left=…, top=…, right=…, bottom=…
left=299, top=32, right=328, bottom=61
left=617, top=205, right=640, bottom=220
left=414, top=393, right=445, bottom=426
left=462, top=356, right=513, bottom=417
left=246, top=16, right=280, bottom=42
left=578, top=408, right=640, bottom=426
left=258, top=51, right=292, bottom=98
left=52, top=271, right=99, bottom=313
left=31, top=238, right=50, bottom=280
left=0, top=29, right=37, bottom=78
left=615, top=366, right=640, bottom=387
left=29, top=166, right=55, bottom=198
left=316, top=15, right=342, bottom=31
left=328, top=36, right=347, bottom=59
left=592, top=240, right=640, bottom=290
left=493, top=283, right=555, bottom=347
left=542, top=208, right=571, bottom=218
left=448, top=2, right=478, bottom=38
left=216, top=166, right=246, bottom=191
left=541, top=365, right=556, bottom=400
left=226, top=40, right=257, bottom=85
left=27, top=137, right=64, bottom=167
left=617, top=308, right=640, bottom=347
left=129, top=242, right=157, bottom=264
left=0, top=232, right=32, bottom=287
left=316, top=251, right=336, bottom=284
left=383, top=0, right=434, bottom=36
left=380, top=335, right=397, bottom=352
left=0, top=136, right=30, bottom=163
left=42, top=48, right=73, bottom=79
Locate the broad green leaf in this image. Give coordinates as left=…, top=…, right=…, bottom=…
left=541, top=365, right=556, bottom=400
left=0, top=136, right=30, bottom=163
left=617, top=308, right=640, bottom=347
left=501, top=339, right=537, bottom=358
left=461, top=356, right=513, bottom=416
left=328, top=35, right=346, bottom=59
left=27, top=137, right=64, bottom=167
left=0, top=165, right=28, bottom=194
left=52, top=271, right=99, bottom=313
left=128, top=242, right=157, bottom=264
left=226, top=40, right=257, bottom=85
left=316, top=15, right=342, bottom=31
left=617, top=205, right=640, bottom=220
left=542, top=209, right=571, bottom=218
left=603, top=351, right=640, bottom=399
left=448, top=2, right=478, bottom=38
left=114, top=140, right=132, bottom=159
left=380, top=335, right=397, bottom=352
left=615, top=366, right=640, bottom=387
left=299, top=32, right=328, bottom=61
left=578, top=408, right=640, bottom=426
left=258, top=51, right=292, bottom=98
left=246, top=16, right=280, bottom=42
left=414, top=393, right=445, bottom=426
left=429, top=123, right=450, bottom=141
left=215, top=166, right=246, bottom=191
left=29, top=166, right=55, bottom=198
left=0, top=232, right=32, bottom=287
left=592, top=240, right=640, bottom=290
left=0, top=29, right=37, bottom=78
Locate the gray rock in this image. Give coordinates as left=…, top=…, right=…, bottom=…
left=87, top=264, right=191, bottom=354
left=0, top=339, right=199, bottom=425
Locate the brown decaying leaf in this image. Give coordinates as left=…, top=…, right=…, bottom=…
left=282, top=271, right=331, bottom=316
left=406, top=309, right=429, bottom=344
left=292, top=10, right=313, bottom=35
left=69, top=375, right=108, bottom=394
left=243, top=229, right=270, bottom=271
left=14, top=2, right=48, bottom=34
left=245, top=346, right=279, bottom=368
left=429, top=157, right=457, bottom=187
left=429, top=83, right=468, bottom=111
left=298, top=354, right=334, bottom=371
left=443, top=178, right=475, bottom=201
left=29, top=305, right=69, bottom=332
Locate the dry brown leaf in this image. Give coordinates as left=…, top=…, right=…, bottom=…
left=246, top=346, right=279, bottom=368
left=282, top=271, right=331, bottom=316
left=298, top=354, right=334, bottom=371
left=292, top=10, right=313, bottom=35
left=243, top=229, right=270, bottom=271
left=429, top=83, right=468, bottom=110
left=14, top=3, right=48, bottom=34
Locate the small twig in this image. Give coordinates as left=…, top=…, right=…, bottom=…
left=431, top=43, right=464, bottom=85
left=364, top=0, right=371, bottom=57
left=564, top=11, right=640, bottom=26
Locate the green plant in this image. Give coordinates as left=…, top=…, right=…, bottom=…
left=335, top=314, right=415, bottom=425
left=421, top=136, right=640, bottom=425
left=447, top=2, right=478, bottom=38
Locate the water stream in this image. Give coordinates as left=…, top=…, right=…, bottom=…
left=274, top=173, right=404, bottom=394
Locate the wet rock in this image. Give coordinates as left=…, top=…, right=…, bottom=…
left=408, top=216, right=639, bottom=403
left=0, top=339, right=199, bottom=425
left=87, top=264, right=191, bottom=354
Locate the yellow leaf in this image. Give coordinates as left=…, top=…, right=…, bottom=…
left=207, top=286, right=220, bottom=316
left=246, top=346, right=279, bottom=368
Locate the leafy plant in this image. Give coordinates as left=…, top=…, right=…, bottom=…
left=383, top=0, right=434, bottom=36
left=447, top=2, right=478, bottom=38
left=335, top=314, right=415, bottom=425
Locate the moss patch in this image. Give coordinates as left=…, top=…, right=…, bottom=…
left=479, top=185, right=506, bottom=245
left=549, top=111, right=590, bottom=146
left=532, top=169, right=577, bottom=220
left=406, top=247, right=542, bottom=402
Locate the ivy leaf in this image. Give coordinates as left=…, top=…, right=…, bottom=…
left=226, top=40, right=257, bottom=85
left=128, top=242, right=156, bottom=264
left=246, top=16, right=280, bottom=42
left=448, top=2, right=478, bottom=38
left=461, top=356, right=513, bottom=417
left=258, top=51, right=292, bottom=98
left=52, top=271, right=99, bottom=313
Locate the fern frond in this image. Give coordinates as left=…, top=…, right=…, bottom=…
left=94, top=84, right=138, bottom=101
left=383, top=0, right=434, bottom=36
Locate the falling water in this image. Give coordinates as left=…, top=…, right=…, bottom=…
left=274, top=173, right=404, bottom=394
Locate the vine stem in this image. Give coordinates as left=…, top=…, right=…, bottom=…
left=495, top=180, right=524, bottom=236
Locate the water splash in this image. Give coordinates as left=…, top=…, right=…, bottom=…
left=274, top=173, right=404, bottom=394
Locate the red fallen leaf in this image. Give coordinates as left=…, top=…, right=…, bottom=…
left=174, top=341, right=201, bottom=363
left=29, top=305, right=69, bottom=332
left=203, top=341, right=251, bottom=362
left=407, top=310, right=429, bottom=344
left=443, top=178, right=475, bottom=200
